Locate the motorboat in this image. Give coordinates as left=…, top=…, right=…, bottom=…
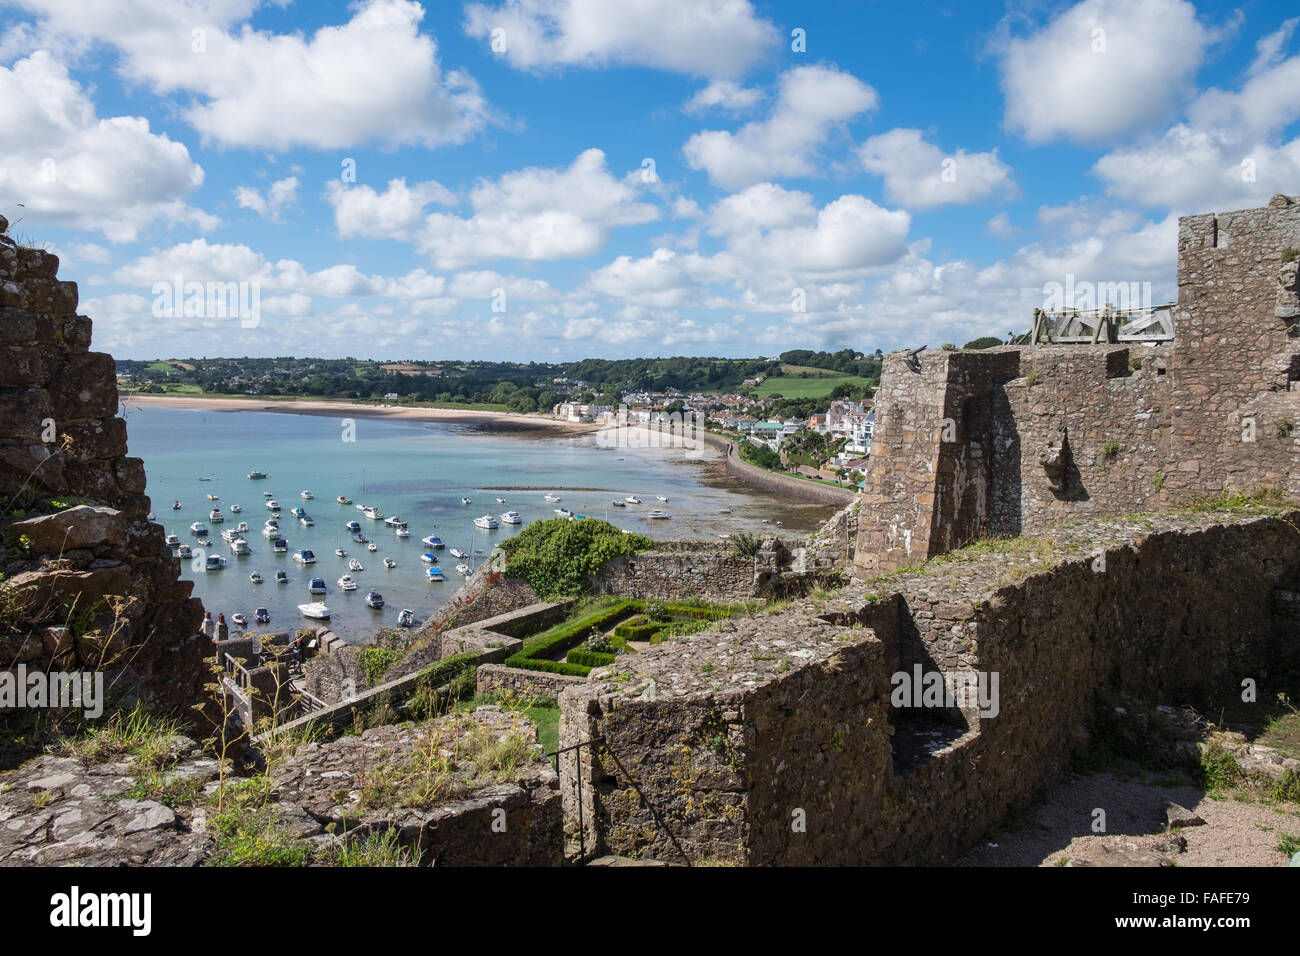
left=384, top=515, right=405, bottom=527
left=427, top=566, right=445, bottom=581
left=263, top=491, right=274, bottom=498
left=367, top=543, right=378, bottom=552
left=337, top=495, right=352, bottom=505
left=624, top=496, right=641, bottom=504
left=300, top=490, right=314, bottom=500
left=231, top=613, right=248, bottom=627
left=229, top=538, right=252, bottom=554
left=230, top=504, right=242, bottom=513
left=147, top=512, right=156, bottom=522
left=335, top=547, right=347, bottom=558
left=247, top=470, right=267, bottom=479
left=500, top=511, right=522, bottom=524
left=206, top=494, right=219, bottom=501
left=421, top=552, right=438, bottom=564
left=275, top=570, right=288, bottom=584
left=209, top=509, right=224, bottom=523
left=348, top=558, right=364, bottom=572
left=235, top=521, right=249, bottom=533
left=299, top=515, right=315, bottom=527
left=449, top=547, right=467, bottom=559
left=496, top=496, right=507, bottom=503
left=290, top=506, right=306, bottom=518
left=272, top=537, right=288, bottom=553
left=271, top=512, right=281, bottom=519
left=249, top=571, right=263, bottom=584
left=397, top=608, right=416, bottom=627
left=176, top=544, right=192, bottom=558
left=352, top=533, right=369, bottom=544
left=544, top=493, right=560, bottom=502
left=474, top=514, right=499, bottom=530
left=383, top=558, right=396, bottom=569
left=293, top=549, right=317, bottom=564
left=363, top=506, right=384, bottom=520
left=190, top=521, right=209, bottom=535
left=171, top=501, right=182, bottom=510
left=221, top=528, right=241, bottom=543
left=196, top=537, right=211, bottom=547
left=456, top=563, right=471, bottom=576
left=164, top=533, right=181, bottom=548
left=298, top=602, right=330, bottom=620
left=365, top=590, right=384, bottom=608
left=355, top=503, right=367, bottom=511
left=395, top=527, right=411, bottom=538
left=656, top=496, right=669, bottom=503
left=336, top=575, right=357, bottom=591
left=266, top=500, right=280, bottom=510
left=422, top=535, right=444, bottom=549
left=308, top=577, right=327, bottom=594
left=718, top=508, right=732, bottom=514
left=204, top=555, right=225, bottom=571
left=261, top=522, right=279, bottom=538
left=345, top=521, right=361, bottom=533
left=555, top=508, right=573, bottom=517
left=611, top=499, right=626, bottom=507
left=460, top=497, right=471, bottom=506
left=646, top=510, right=671, bottom=520
left=254, top=607, right=270, bottom=624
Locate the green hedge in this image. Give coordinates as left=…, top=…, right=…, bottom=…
left=505, top=657, right=592, bottom=678
left=612, top=621, right=664, bottom=642
left=509, top=600, right=637, bottom=669
left=565, top=649, right=616, bottom=668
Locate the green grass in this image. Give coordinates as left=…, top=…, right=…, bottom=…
left=749, top=373, right=874, bottom=399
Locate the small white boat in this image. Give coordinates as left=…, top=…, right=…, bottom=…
left=231, top=613, right=248, bottom=627
left=247, top=470, right=267, bottom=479
left=496, top=497, right=507, bottom=503
left=266, top=500, right=280, bottom=510
left=718, top=508, right=732, bottom=514
left=190, top=521, right=208, bottom=535
left=308, top=577, right=327, bottom=594
left=456, top=563, right=471, bottom=576
left=290, top=506, right=306, bottom=518
left=367, top=543, right=378, bottom=552
left=254, top=607, right=270, bottom=624
left=397, top=608, right=416, bottom=627
left=206, top=494, right=219, bottom=501
left=164, top=533, right=181, bottom=548
left=272, top=537, right=288, bottom=553
left=624, top=496, right=641, bottom=504
left=209, top=509, right=224, bottom=523
left=293, top=549, right=317, bottom=564
left=235, top=521, right=249, bottom=533
left=176, top=544, right=192, bottom=558
left=460, top=497, right=471, bottom=505
left=196, top=537, right=211, bottom=546
left=300, top=515, right=315, bottom=527
left=555, top=508, right=573, bottom=517
left=356, top=503, right=367, bottom=511
left=421, top=552, right=438, bottom=564
left=172, top=501, right=182, bottom=510
left=337, top=575, right=357, bottom=591
left=337, top=495, right=352, bottom=505
left=395, top=527, right=411, bottom=538
left=427, top=566, right=445, bottom=581
left=348, top=558, right=364, bottom=572
left=261, top=522, right=279, bottom=537
left=335, top=547, right=347, bottom=558
left=611, top=499, right=625, bottom=507
left=298, top=602, right=330, bottom=620
left=500, top=511, right=522, bottom=524
left=352, top=533, right=368, bottom=544
left=474, top=514, right=499, bottom=530
left=230, top=504, right=242, bottom=513
left=364, top=506, right=384, bottom=520
left=384, top=515, right=405, bottom=527
left=422, top=535, right=444, bottom=549
left=147, top=512, right=156, bottom=521
left=656, top=496, right=669, bottom=503
left=229, top=538, right=252, bottom=554
left=449, top=547, right=467, bottom=559
left=263, top=491, right=274, bottom=497
left=204, top=555, right=225, bottom=571
left=544, top=493, right=560, bottom=502
left=365, top=590, right=384, bottom=608
left=250, top=571, right=263, bottom=584
left=646, top=510, right=671, bottom=519
left=221, top=528, right=241, bottom=543
left=275, top=570, right=288, bottom=584
left=300, top=490, right=314, bottom=499
left=384, top=557, right=396, bottom=568
left=344, top=521, right=361, bottom=533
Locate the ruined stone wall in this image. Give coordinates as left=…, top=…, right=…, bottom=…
left=0, top=223, right=206, bottom=714
left=856, top=196, right=1300, bottom=572
left=475, top=663, right=587, bottom=703
left=591, top=549, right=759, bottom=603
left=562, top=509, right=1300, bottom=864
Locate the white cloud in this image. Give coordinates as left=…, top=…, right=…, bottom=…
left=986, top=213, right=1016, bottom=240
left=858, top=129, right=1016, bottom=209
left=996, top=0, right=1210, bottom=144
left=683, top=65, right=878, bottom=188
left=235, top=176, right=300, bottom=221
left=462, top=0, right=779, bottom=76
left=327, top=177, right=457, bottom=241
left=10, top=0, right=495, bottom=150
left=0, top=52, right=214, bottom=243
left=683, top=79, right=763, bottom=114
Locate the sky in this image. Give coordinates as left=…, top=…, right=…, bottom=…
left=1, top=0, right=1298, bottom=362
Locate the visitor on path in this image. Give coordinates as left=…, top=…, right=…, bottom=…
left=200, top=611, right=216, bottom=640
left=215, top=613, right=229, bottom=641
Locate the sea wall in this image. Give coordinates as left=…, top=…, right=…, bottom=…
left=699, top=431, right=856, bottom=507
left=0, top=221, right=206, bottom=714
left=560, top=508, right=1300, bottom=864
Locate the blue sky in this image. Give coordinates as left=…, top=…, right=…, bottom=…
left=1, top=0, right=1297, bottom=361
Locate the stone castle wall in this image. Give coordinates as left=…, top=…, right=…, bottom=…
left=857, top=195, right=1300, bottom=573
left=560, top=509, right=1300, bottom=864
left=0, top=221, right=206, bottom=714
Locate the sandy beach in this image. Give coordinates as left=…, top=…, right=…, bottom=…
left=120, top=393, right=604, bottom=436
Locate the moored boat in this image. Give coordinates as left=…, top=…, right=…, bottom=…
left=348, top=558, right=364, bottom=572
left=500, top=511, right=522, bottom=524
left=474, top=514, right=499, bottom=530
left=298, top=602, right=330, bottom=620
left=250, top=571, right=263, bottom=584
left=384, top=557, right=396, bottom=568
left=254, top=607, right=270, bottom=624
left=397, top=608, right=416, bottom=627
left=422, top=535, right=444, bottom=549
left=427, top=566, right=445, bottom=581
left=190, top=521, right=208, bottom=535
left=365, top=590, right=384, bottom=608
left=336, top=575, right=357, bottom=591
left=308, top=577, right=327, bottom=594
left=293, top=549, right=317, bottom=564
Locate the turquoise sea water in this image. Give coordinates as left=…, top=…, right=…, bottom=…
left=126, top=405, right=833, bottom=643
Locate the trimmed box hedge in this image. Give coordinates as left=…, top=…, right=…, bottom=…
left=565, top=648, right=617, bottom=668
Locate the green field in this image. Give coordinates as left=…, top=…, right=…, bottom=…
left=750, top=373, right=874, bottom=399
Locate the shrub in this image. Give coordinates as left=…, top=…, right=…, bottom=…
left=361, top=646, right=401, bottom=686
left=499, top=518, right=652, bottom=598
left=506, top=600, right=638, bottom=675
left=729, top=531, right=761, bottom=558
left=565, top=649, right=616, bottom=669
left=614, top=621, right=665, bottom=642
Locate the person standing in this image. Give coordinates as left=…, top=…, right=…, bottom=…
left=215, top=612, right=229, bottom=641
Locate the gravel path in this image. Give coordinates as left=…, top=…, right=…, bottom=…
left=958, top=771, right=1300, bottom=867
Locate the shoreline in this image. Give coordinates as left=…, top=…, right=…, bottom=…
left=120, top=393, right=603, bottom=436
